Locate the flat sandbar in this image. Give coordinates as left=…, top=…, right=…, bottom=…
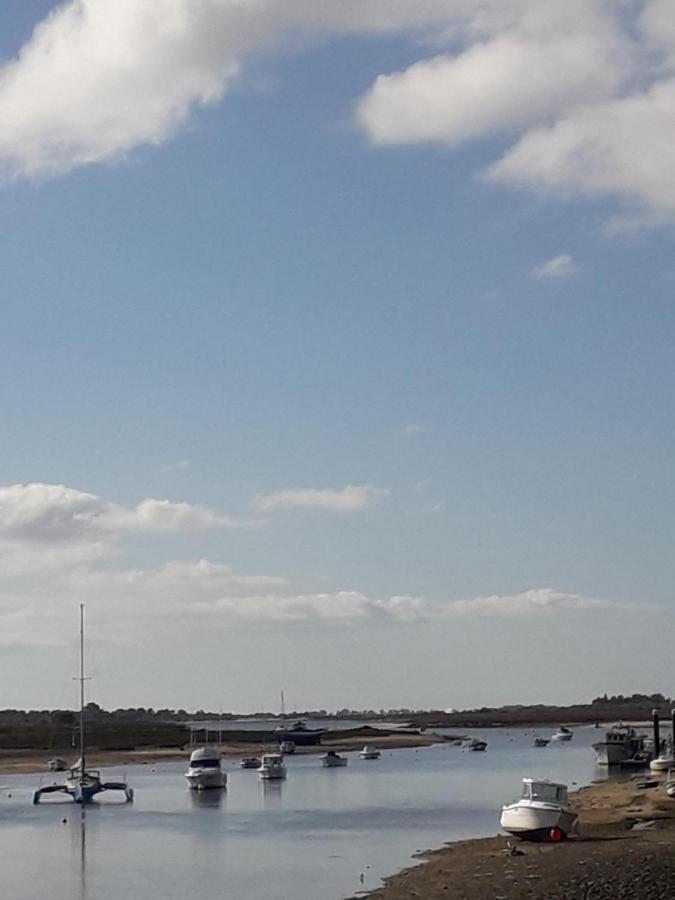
left=0, top=731, right=448, bottom=774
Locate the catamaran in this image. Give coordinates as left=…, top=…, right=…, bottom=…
left=33, top=605, right=134, bottom=805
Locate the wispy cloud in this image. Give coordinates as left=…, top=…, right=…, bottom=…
left=530, top=254, right=578, bottom=280
left=404, top=423, right=426, bottom=435
left=251, top=484, right=388, bottom=513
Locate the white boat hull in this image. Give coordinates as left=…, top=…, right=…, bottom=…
left=500, top=802, right=578, bottom=840
left=258, top=767, right=286, bottom=780
left=321, top=757, right=347, bottom=767
left=650, top=756, right=675, bottom=772
left=185, top=769, right=227, bottom=790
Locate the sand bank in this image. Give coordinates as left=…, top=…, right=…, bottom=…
left=0, top=731, right=446, bottom=774
left=361, top=775, right=675, bottom=899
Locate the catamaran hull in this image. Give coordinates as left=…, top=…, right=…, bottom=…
left=500, top=804, right=578, bottom=840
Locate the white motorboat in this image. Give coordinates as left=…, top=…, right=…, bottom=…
left=185, top=746, right=227, bottom=790
left=359, top=745, right=380, bottom=760
left=467, top=738, right=488, bottom=751
left=240, top=756, right=261, bottom=769
left=279, top=740, right=296, bottom=754
left=500, top=778, right=578, bottom=841
left=258, top=752, right=287, bottom=780
left=650, top=752, right=675, bottom=772
left=321, top=751, right=348, bottom=768
left=551, top=726, right=573, bottom=742
left=593, top=724, right=647, bottom=766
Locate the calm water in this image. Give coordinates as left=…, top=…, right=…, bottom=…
left=0, top=726, right=610, bottom=900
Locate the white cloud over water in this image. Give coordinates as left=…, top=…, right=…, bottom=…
left=1, top=1, right=674, bottom=218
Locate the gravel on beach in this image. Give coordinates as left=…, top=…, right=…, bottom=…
left=362, top=776, right=675, bottom=900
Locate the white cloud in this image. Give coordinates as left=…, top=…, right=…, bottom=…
left=530, top=253, right=578, bottom=280
left=405, top=423, right=425, bottom=435
left=0, top=1, right=672, bottom=219
left=0, top=0, right=461, bottom=179
left=357, top=30, right=625, bottom=147
left=0, top=483, right=237, bottom=568
left=251, top=484, right=387, bottom=513
left=487, top=78, right=675, bottom=216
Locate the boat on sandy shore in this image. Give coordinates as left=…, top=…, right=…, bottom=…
left=258, top=752, right=287, bottom=780
left=551, top=726, right=573, bottom=742
left=185, top=746, right=227, bottom=789
left=593, top=724, right=648, bottom=766
left=321, top=750, right=347, bottom=768
left=500, top=778, right=578, bottom=841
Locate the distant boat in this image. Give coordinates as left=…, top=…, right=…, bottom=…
left=279, top=740, right=296, bottom=754
left=359, top=745, right=380, bottom=760
left=34, top=605, right=133, bottom=805
left=276, top=719, right=324, bottom=747
left=551, top=726, right=573, bottom=742
left=533, top=738, right=550, bottom=747
left=240, top=757, right=261, bottom=769
left=500, top=778, right=578, bottom=841
left=258, top=752, right=287, bottom=780
left=47, top=758, right=67, bottom=772
left=592, top=724, right=648, bottom=766
left=467, top=738, right=488, bottom=751
left=185, top=746, right=227, bottom=790
left=321, top=751, right=348, bottom=768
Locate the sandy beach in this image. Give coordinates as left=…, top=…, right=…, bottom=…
left=362, top=775, right=675, bottom=899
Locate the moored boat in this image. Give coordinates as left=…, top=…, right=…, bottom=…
left=240, top=756, right=261, bottom=769
left=33, top=606, right=134, bottom=805
left=500, top=778, right=578, bottom=841
left=185, top=746, right=227, bottom=790
left=592, top=724, right=648, bottom=766
left=533, top=738, right=550, bottom=748
left=359, top=745, right=380, bottom=760
left=321, top=750, right=348, bottom=768
left=467, top=738, right=488, bottom=751
left=551, top=726, right=573, bottom=742
left=258, top=752, right=287, bottom=780
left=279, top=740, right=296, bottom=754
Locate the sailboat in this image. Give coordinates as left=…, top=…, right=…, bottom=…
left=33, top=605, right=134, bottom=804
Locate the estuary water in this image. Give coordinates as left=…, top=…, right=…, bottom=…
left=0, top=726, right=609, bottom=900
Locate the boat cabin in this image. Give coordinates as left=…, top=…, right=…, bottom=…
left=188, top=747, right=222, bottom=769
left=522, top=779, right=568, bottom=804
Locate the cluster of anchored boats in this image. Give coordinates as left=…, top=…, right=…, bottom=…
left=184, top=742, right=382, bottom=788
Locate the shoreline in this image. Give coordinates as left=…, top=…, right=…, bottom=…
left=0, top=731, right=448, bottom=775
left=360, top=774, right=675, bottom=899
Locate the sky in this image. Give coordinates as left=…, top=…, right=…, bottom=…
left=1, top=0, right=675, bottom=713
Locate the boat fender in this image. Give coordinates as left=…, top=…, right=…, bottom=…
left=549, top=827, right=563, bottom=843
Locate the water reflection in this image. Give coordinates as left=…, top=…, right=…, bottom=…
left=260, top=780, right=283, bottom=808
left=189, top=789, right=225, bottom=809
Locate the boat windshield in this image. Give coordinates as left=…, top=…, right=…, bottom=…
left=524, top=782, right=566, bottom=803
left=191, top=758, right=221, bottom=769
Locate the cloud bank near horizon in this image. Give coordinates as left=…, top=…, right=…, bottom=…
left=1, top=1, right=674, bottom=219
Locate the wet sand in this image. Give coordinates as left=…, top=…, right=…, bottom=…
left=0, top=731, right=445, bottom=774
left=361, top=775, right=675, bottom=899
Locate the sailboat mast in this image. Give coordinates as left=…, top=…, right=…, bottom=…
left=79, top=603, right=85, bottom=772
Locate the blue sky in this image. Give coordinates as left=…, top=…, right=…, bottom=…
left=1, top=0, right=674, bottom=712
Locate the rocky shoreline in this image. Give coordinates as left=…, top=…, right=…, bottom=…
left=360, top=775, right=675, bottom=899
